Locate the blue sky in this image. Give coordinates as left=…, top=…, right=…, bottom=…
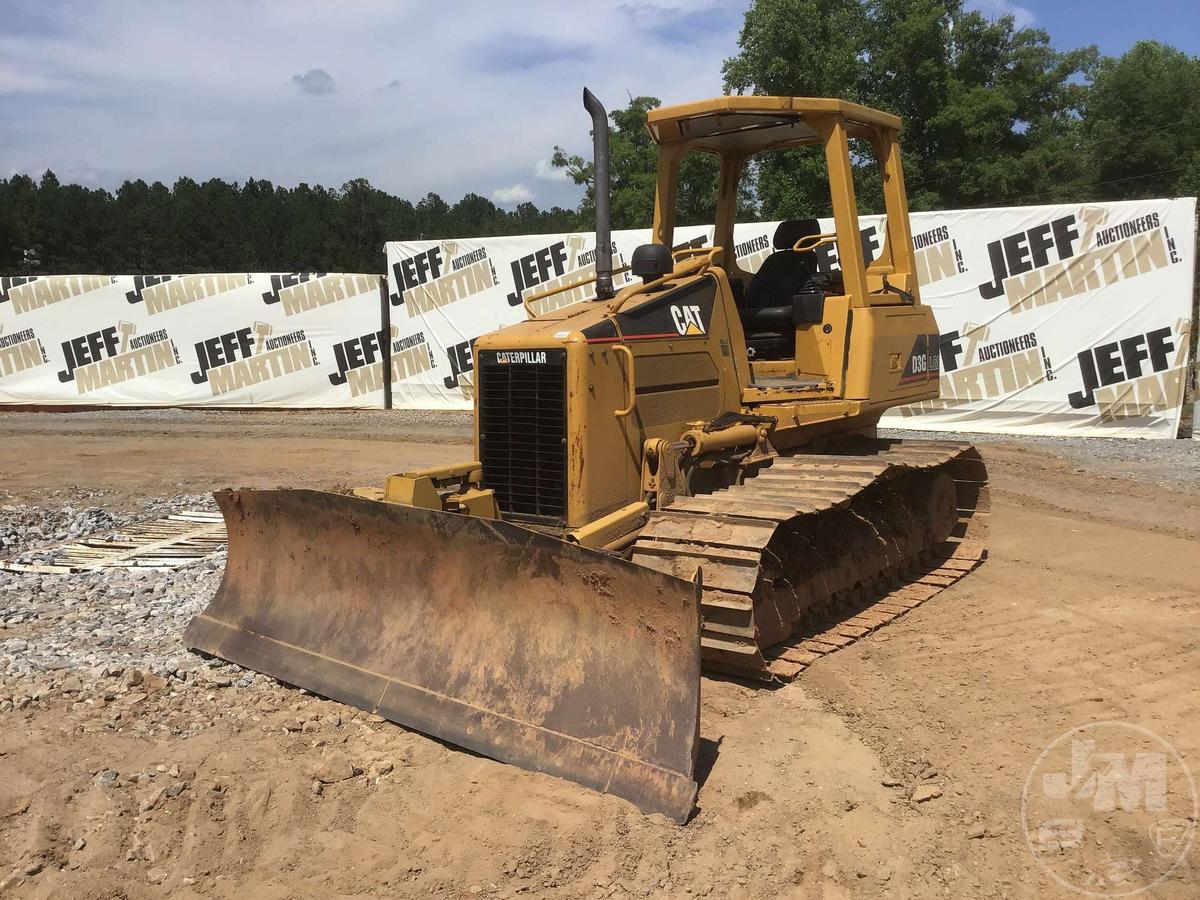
left=970, top=0, right=1200, bottom=57
left=0, top=1, right=1196, bottom=210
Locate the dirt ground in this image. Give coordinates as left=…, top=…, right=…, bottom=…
left=1, top=410, right=1198, bottom=899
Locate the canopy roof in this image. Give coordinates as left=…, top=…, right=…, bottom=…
left=645, top=96, right=901, bottom=154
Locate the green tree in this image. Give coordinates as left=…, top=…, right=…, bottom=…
left=722, top=0, right=872, bottom=217
left=551, top=96, right=660, bottom=229
left=413, top=192, right=450, bottom=240
left=0, top=170, right=603, bottom=274
left=551, top=96, right=753, bottom=230
left=0, top=174, right=38, bottom=271
left=723, top=0, right=1097, bottom=215
left=723, top=0, right=868, bottom=99
left=1078, top=40, right=1200, bottom=200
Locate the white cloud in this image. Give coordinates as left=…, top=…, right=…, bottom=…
left=0, top=1, right=748, bottom=210
left=1012, top=5, right=1036, bottom=28
left=292, top=68, right=336, bottom=95
left=492, top=183, right=534, bottom=205
left=967, top=1, right=1036, bottom=29
left=533, top=158, right=569, bottom=181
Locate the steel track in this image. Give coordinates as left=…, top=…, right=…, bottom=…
left=631, top=439, right=990, bottom=680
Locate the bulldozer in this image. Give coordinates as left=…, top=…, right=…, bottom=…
left=185, top=90, right=988, bottom=824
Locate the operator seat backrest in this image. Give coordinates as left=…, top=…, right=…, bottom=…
left=745, top=219, right=822, bottom=310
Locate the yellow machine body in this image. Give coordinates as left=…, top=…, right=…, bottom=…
left=395, top=96, right=941, bottom=536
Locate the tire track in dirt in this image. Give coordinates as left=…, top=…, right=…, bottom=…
left=798, top=492, right=1200, bottom=897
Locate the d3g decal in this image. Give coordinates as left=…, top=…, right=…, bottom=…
left=897, top=333, right=941, bottom=385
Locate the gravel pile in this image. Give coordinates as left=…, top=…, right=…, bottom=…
left=0, top=555, right=225, bottom=682
left=0, top=496, right=278, bottom=737
left=1, top=505, right=119, bottom=554
left=1, top=493, right=215, bottom=558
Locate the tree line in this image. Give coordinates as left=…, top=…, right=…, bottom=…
left=0, top=174, right=579, bottom=275
left=2, top=0, right=1198, bottom=275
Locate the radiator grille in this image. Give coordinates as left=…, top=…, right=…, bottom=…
left=478, top=349, right=567, bottom=522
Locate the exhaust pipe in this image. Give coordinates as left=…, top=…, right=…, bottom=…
left=583, top=87, right=614, bottom=301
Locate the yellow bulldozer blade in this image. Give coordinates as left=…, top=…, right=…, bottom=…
left=184, top=489, right=701, bottom=822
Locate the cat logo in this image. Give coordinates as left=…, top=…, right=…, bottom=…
left=670, top=304, right=705, bottom=336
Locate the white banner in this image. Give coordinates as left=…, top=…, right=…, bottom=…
left=0, top=273, right=383, bottom=408
left=386, top=198, right=1196, bottom=438
left=883, top=200, right=1196, bottom=437
left=2, top=199, right=1194, bottom=433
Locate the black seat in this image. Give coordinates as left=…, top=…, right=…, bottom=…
left=739, top=219, right=824, bottom=359
left=744, top=219, right=822, bottom=309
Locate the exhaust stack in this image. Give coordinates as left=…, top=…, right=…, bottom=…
left=583, top=87, right=614, bottom=301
